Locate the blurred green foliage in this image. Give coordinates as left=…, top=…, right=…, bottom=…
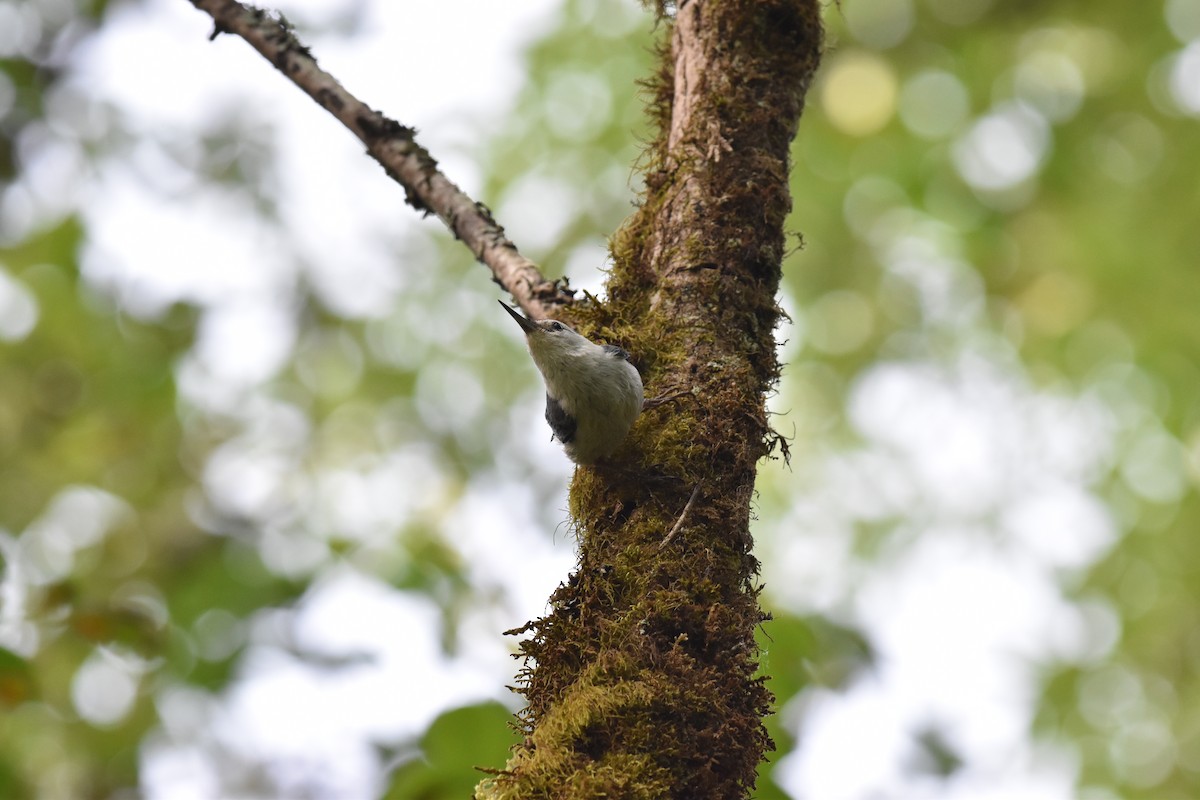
left=756, top=613, right=875, bottom=797
left=1, top=222, right=204, bottom=793
left=779, top=2, right=1200, bottom=796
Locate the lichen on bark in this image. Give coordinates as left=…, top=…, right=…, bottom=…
left=477, top=1, right=823, bottom=798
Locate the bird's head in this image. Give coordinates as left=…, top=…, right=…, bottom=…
left=498, top=301, right=591, bottom=356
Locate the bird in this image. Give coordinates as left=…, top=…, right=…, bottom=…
left=499, top=300, right=644, bottom=464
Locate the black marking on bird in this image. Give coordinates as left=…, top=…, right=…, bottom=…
left=544, top=393, right=578, bottom=444
left=602, top=344, right=632, bottom=362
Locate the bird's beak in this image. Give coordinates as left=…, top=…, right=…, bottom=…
left=498, top=300, right=538, bottom=334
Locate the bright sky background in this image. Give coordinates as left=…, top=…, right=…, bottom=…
left=65, top=2, right=571, bottom=797
left=11, top=0, right=1184, bottom=797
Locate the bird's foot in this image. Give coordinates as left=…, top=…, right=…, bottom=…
left=642, top=389, right=691, bottom=411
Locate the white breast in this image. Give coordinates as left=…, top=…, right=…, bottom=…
left=532, top=341, right=644, bottom=463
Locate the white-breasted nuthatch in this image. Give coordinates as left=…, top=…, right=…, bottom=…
left=499, top=300, right=644, bottom=464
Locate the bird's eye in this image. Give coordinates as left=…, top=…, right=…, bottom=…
left=549, top=322, right=564, bottom=332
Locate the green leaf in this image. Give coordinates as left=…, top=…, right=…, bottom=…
left=383, top=702, right=518, bottom=800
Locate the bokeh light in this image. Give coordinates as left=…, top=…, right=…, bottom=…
left=898, top=70, right=970, bottom=140
left=821, top=51, right=898, bottom=137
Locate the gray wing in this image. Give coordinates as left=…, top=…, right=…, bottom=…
left=544, top=393, right=577, bottom=444
left=602, top=344, right=631, bottom=362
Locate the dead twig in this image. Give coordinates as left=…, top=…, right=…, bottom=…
left=186, top=0, right=573, bottom=318
left=660, top=484, right=702, bottom=549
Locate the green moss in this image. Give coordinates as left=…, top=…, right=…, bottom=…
left=491, top=1, right=823, bottom=797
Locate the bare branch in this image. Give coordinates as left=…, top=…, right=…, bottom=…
left=187, top=0, right=573, bottom=319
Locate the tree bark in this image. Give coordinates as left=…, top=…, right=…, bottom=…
left=478, top=1, right=822, bottom=798
left=185, top=0, right=823, bottom=794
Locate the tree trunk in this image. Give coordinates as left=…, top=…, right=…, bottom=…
left=477, top=2, right=823, bottom=797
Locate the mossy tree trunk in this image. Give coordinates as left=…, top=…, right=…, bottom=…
left=477, top=1, right=823, bottom=798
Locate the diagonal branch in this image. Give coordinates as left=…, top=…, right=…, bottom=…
left=186, top=0, right=573, bottom=319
